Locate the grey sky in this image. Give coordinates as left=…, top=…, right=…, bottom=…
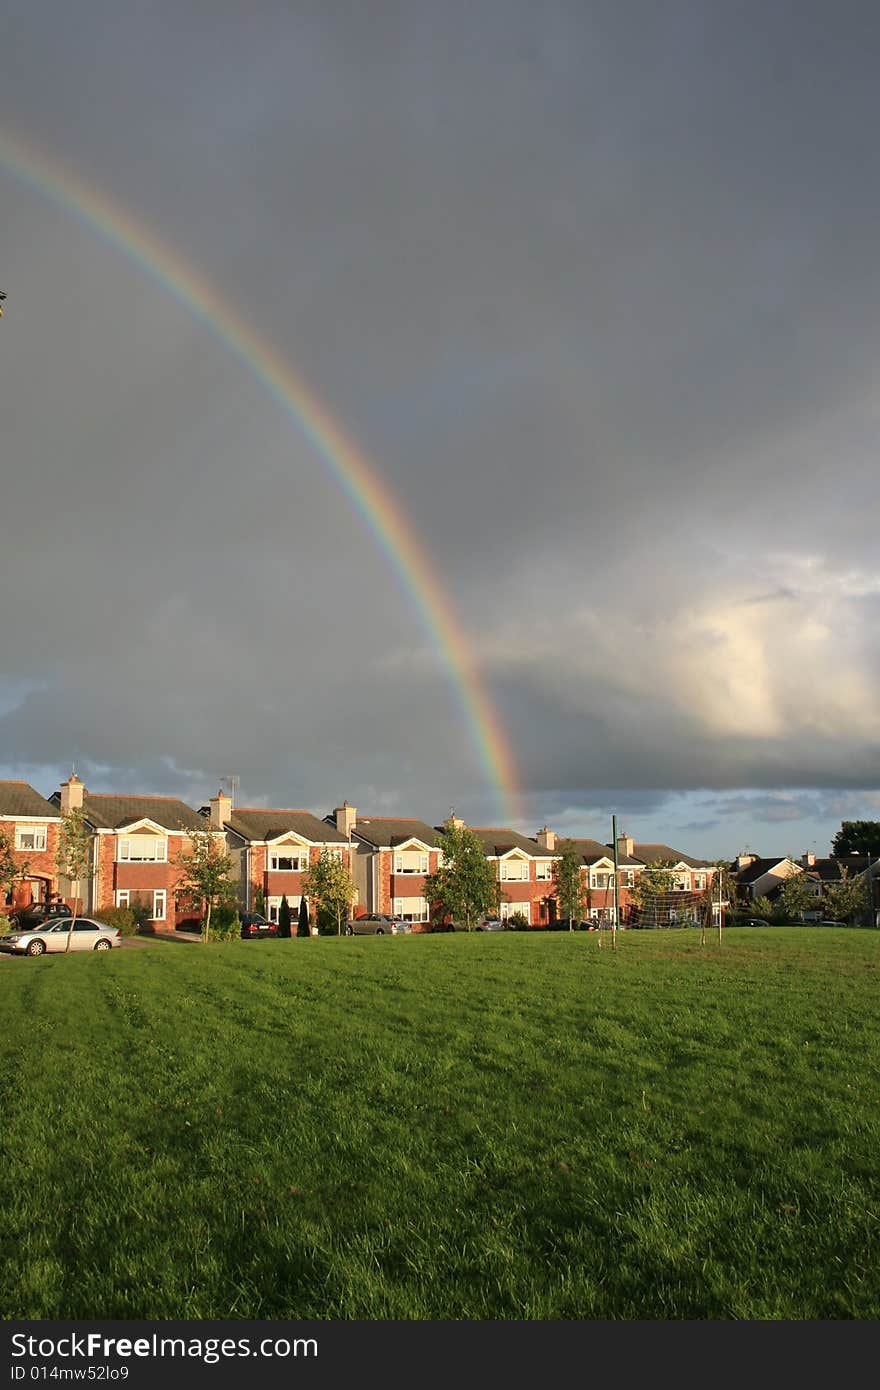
left=2, top=1, right=880, bottom=857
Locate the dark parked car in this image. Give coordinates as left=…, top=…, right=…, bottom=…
left=8, top=901, right=72, bottom=930
left=239, top=912, right=277, bottom=939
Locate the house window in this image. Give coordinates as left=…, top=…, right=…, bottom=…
left=269, top=851, right=307, bottom=872
left=118, top=835, right=167, bottom=862
left=590, top=871, right=611, bottom=890
left=622, top=870, right=634, bottom=887
left=393, top=851, right=429, bottom=874
left=15, top=827, right=47, bottom=852
left=694, top=874, right=706, bottom=891
left=115, top=890, right=131, bottom=909
left=393, top=896, right=428, bottom=922
left=500, top=901, right=530, bottom=924
left=500, top=860, right=528, bottom=881
left=536, top=861, right=552, bottom=880
left=152, top=890, right=166, bottom=921
left=267, top=895, right=302, bottom=923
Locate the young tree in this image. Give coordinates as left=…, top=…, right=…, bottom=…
left=297, top=896, right=311, bottom=938
left=778, top=870, right=818, bottom=923
left=831, top=821, right=880, bottom=858
left=277, top=894, right=292, bottom=938
left=301, top=851, right=357, bottom=936
left=423, top=821, right=499, bottom=932
left=0, top=827, right=29, bottom=915
left=55, top=808, right=94, bottom=953
left=750, top=895, right=775, bottom=922
left=255, top=886, right=266, bottom=916
left=172, top=828, right=236, bottom=944
left=821, top=866, right=868, bottom=924
left=553, top=840, right=587, bottom=931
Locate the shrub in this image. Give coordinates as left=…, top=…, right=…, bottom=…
left=507, top=912, right=530, bottom=931
left=209, top=900, right=240, bottom=942
left=0, top=915, right=11, bottom=936
left=255, top=887, right=266, bottom=916
left=277, top=895, right=292, bottom=938
left=131, top=899, right=155, bottom=934
left=94, top=905, right=138, bottom=936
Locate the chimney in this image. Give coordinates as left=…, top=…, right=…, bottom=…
left=536, top=825, right=557, bottom=852
left=59, top=773, right=84, bottom=814
left=736, top=852, right=756, bottom=869
left=448, top=814, right=465, bottom=830
left=209, top=789, right=232, bottom=829
left=334, top=801, right=357, bottom=838
left=802, top=851, right=816, bottom=868
left=617, top=833, right=634, bottom=860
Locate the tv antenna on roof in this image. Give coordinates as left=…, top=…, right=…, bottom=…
left=221, top=774, right=239, bottom=808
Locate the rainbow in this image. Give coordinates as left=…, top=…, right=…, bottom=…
left=0, top=127, right=522, bottom=824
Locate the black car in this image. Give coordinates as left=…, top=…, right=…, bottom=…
left=8, top=901, right=72, bottom=930
left=239, top=912, right=277, bottom=939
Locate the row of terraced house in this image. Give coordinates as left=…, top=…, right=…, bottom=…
left=0, top=774, right=728, bottom=930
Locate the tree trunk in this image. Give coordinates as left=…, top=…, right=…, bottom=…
left=203, top=900, right=212, bottom=945
left=65, top=899, right=78, bottom=954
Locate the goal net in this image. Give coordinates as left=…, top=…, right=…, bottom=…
left=624, top=890, right=711, bottom=931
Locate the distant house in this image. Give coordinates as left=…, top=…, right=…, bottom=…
left=730, top=853, right=806, bottom=903
left=0, top=781, right=62, bottom=910
left=209, top=792, right=352, bottom=924
left=564, top=836, right=642, bottom=924
left=49, top=774, right=206, bottom=926
left=467, top=823, right=558, bottom=927
left=323, top=804, right=443, bottom=927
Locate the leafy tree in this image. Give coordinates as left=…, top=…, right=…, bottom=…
left=297, top=896, right=311, bottom=937
left=423, top=821, right=499, bottom=932
left=778, top=870, right=818, bottom=922
left=821, top=866, right=868, bottom=924
left=750, top=895, right=775, bottom=922
left=0, top=826, right=30, bottom=913
left=831, top=821, right=880, bottom=858
left=301, top=851, right=357, bottom=936
left=277, top=895, right=292, bottom=938
left=553, top=840, right=587, bottom=931
left=627, top=861, right=676, bottom=928
left=55, top=808, right=94, bottom=953
left=172, top=827, right=236, bottom=944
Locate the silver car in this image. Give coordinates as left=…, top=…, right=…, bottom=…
left=0, top=918, right=123, bottom=956
left=345, top=914, right=407, bottom=936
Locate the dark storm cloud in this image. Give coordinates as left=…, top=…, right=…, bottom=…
left=2, top=1, right=880, bottom=847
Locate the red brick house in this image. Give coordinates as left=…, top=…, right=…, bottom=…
left=210, top=793, right=353, bottom=924
left=49, top=775, right=207, bottom=927
left=469, top=823, right=559, bottom=927
left=328, top=806, right=444, bottom=927
left=0, top=781, right=62, bottom=911
left=562, top=836, right=642, bottom=924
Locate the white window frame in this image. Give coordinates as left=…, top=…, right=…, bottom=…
left=15, top=826, right=47, bottom=853
left=267, top=894, right=302, bottom=923
left=269, top=850, right=308, bottom=872
left=393, top=852, right=429, bottom=875
left=499, top=900, right=530, bottom=924
left=115, top=890, right=131, bottom=909
left=152, top=890, right=166, bottom=921
left=392, top=896, right=429, bottom=922
left=535, top=860, right=552, bottom=880
left=500, top=859, right=528, bottom=881
left=590, top=871, right=611, bottom=890
left=117, top=836, right=168, bottom=863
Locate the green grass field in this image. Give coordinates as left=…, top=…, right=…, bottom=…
left=1, top=928, right=877, bottom=1320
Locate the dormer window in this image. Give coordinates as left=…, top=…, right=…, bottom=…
left=118, top=835, right=167, bottom=862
